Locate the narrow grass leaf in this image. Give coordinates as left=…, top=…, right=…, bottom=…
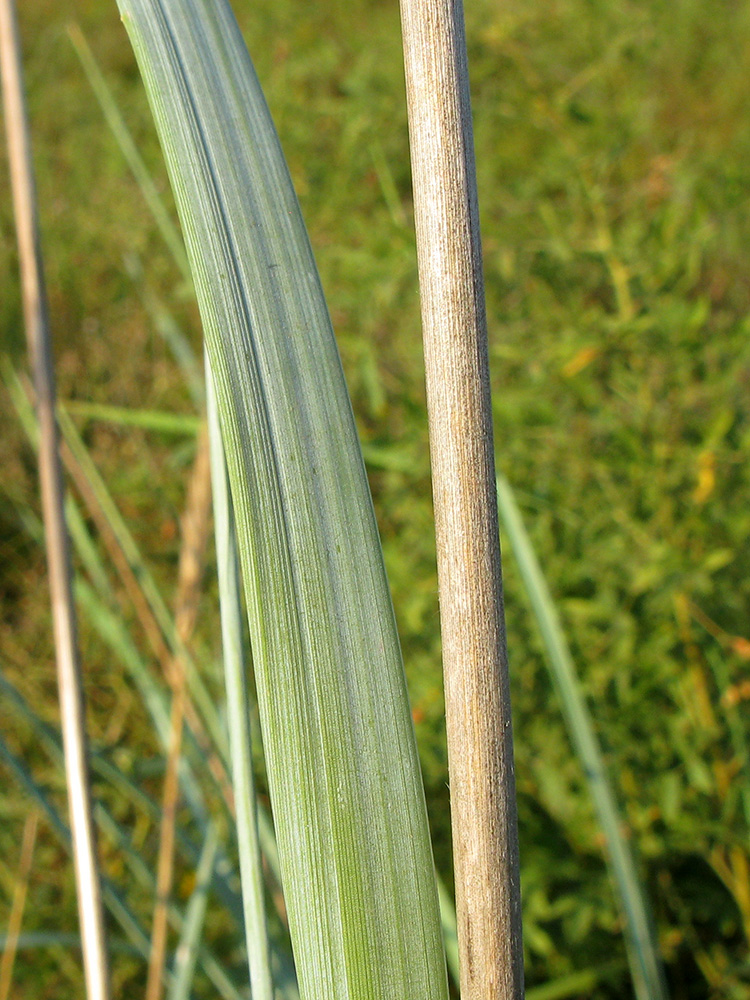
left=0, top=735, right=153, bottom=967
left=167, top=822, right=219, bottom=1000
left=5, top=366, right=225, bottom=814
left=3, top=364, right=110, bottom=594
left=0, top=933, right=141, bottom=956
left=122, top=259, right=206, bottom=407
left=0, top=666, right=217, bottom=922
left=68, top=586, right=276, bottom=944
left=55, top=403, right=227, bottom=762
left=0, top=666, right=160, bottom=825
left=525, top=962, right=627, bottom=1000
left=7, top=328, right=295, bottom=985
left=0, top=696, right=246, bottom=1000
left=67, top=22, right=190, bottom=283
left=60, top=401, right=201, bottom=436
left=207, top=354, right=274, bottom=1000
left=435, top=874, right=460, bottom=989
left=7, top=366, right=289, bottom=959
left=116, top=2, right=448, bottom=997
left=496, top=473, right=667, bottom=1000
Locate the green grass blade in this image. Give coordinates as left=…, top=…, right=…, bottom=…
left=0, top=735, right=153, bottom=967
left=122, top=257, right=206, bottom=407
left=0, top=665, right=158, bottom=826
left=55, top=403, right=228, bottom=762
left=4, top=369, right=294, bottom=988
left=76, top=553, right=294, bottom=976
left=5, top=370, right=287, bottom=954
left=0, top=661, right=238, bottom=933
left=5, top=365, right=228, bottom=794
left=68, top=24, right=207, bottom=409
left=525, top=962, right=626, bottom=1000
left=0, top=933, right=141, bottom=956
left=3, top=363, right=110, bottom=595
left=60, top=400, right=201, bottom=436
left=167, top=822, right=219, bottom=1000
left=496, top=473, right=667, bottom=1000
left=0, top=687, right=246, bottom=1000
left=68, top=24, right=412, bottom=490
left=0, top=741, right=244, bottom=1000
left=67, top=22, right=190, bottom=284
left=72, top=581, right=211, bottom=822
left=207, top=353, right=275, bottom=1000
left=70, top=587, right=287, bottom=951
left=65, top=14, right=422, bottom=992
left=116, top=2, right=448, bottom=997
left=435, top=874, right=460, bottom=989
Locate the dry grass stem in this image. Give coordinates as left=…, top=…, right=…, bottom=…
left=0, top=810, right=39, bottom=1000
left=0, top=3, right=110, bottom=997
left=36, top=390, right=234, bottom=802
left=145, top=426, right=213, bottom=1000
left=399, top=0, right=524, bottom=995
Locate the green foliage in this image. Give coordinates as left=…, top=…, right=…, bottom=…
left=1, top=0, right=749, bottom=997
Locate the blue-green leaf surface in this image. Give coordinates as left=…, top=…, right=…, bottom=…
left=115, top=2, right=448, bottom=998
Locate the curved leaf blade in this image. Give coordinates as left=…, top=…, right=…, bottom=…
left=115, top=2, right=448, bottom=998
left=496, top=473, right=667, bottom=1000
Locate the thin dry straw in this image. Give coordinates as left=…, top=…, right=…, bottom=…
left=399, top=1, right=524, bottom=996
left=0, top=810, right=39, bottom=1000
left=0, top=725, right=245, bottom=1000
left=7, top=369, right=296, bottom=977
left=0, top=3, right=110, bottom=998
left=146, top=425, right=213, bottom=1000
left=55, top=402, right=231, bottom=788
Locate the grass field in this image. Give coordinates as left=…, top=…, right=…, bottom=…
left=1, top=0, right=749, bottom=996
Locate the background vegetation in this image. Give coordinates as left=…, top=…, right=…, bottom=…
left=1, top=0, right=749, bottom=997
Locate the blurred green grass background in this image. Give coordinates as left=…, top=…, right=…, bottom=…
left=1, top=0, right=749, bottom=996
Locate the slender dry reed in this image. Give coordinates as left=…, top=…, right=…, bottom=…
left=52, top=405, right=234, bottom=807
left=0, top=3, right=110, bottom=998
left=399, top=1, right=524, bottom=997
left=0, top=810, right=39, bottom=1000
left=146, top=425, right=213, bottom=1000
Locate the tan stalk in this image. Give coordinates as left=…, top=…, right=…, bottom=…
left=399, top=1, right=524, bottom=997
left=146, top=426, right=213, bottom=1000
left=0, top=4, right=111, bottom=998
left=0, top=810, right=39, bottom=1000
